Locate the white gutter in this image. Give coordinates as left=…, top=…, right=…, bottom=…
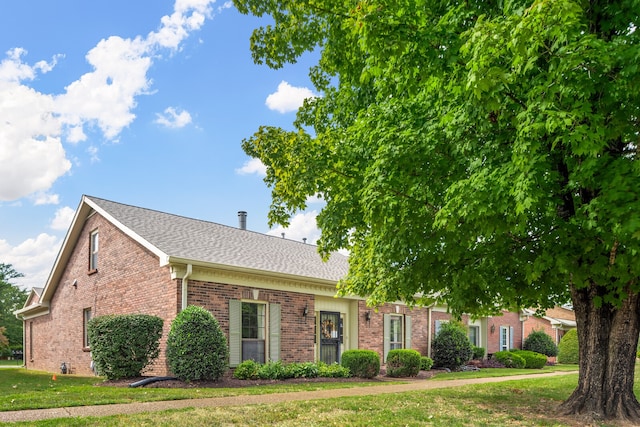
left=181, top=264, right=192, bottom=311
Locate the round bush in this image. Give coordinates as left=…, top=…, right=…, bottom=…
left=493, top=351, right=526, bottom=368
left=88, top=314, right=163, bottom=380
left=512, top=350, right=547, bottom=369
left=557, top=329, right=579, bottom=364
left=420, top=356, right=434, bottom=371
left=431, top=322, right=473, bottom=370
left=233, top=360, right=260, bottom=380
left=523, top=330, right=558, bottom=357
left=166, top=305, right=229, bottom=381
left=341, top=349, right=380, bottom=378
left=386, top=349, right=421, bottom=377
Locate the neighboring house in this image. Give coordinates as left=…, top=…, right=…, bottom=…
left=14, top=195, right=432, bottom=376
left=431, top=309, right=523, bottom=359
left=522, top=306, right=576, bottom=345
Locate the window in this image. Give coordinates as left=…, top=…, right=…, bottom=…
left=389, top=315, right=403, bottom=350
left=229, top=300, right=280, bottom=367
left=384, top=313, right=412, bottom=361
left=89, top=231, right=99, bottom=271
left=499, top=326, right=514, bottom=351
left=468, top=326, right=480, bottom=347
left=241, top=302, right=266, bottom=363
left=434, top=319, right=448, bottom=336
left=83, top=308, right=92, bottom=348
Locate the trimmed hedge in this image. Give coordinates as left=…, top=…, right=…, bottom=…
left=233, top=360, right=350, bottom=380
left=88, top=314, right=163, bottom=380
left=341, top=349, right=380, bottom=378
left=386, top=349, right=421, bottom=377
left=493, top=351, right=526, bottom=368
left=557, top=329, right=579, bottom=364
left=512, top=350, right=547, bottom=369
left=523, top=330, right=558, bottom=357
left=166, top=305, right=229, bottom=381
left=432, top=322, right=473, bottom=370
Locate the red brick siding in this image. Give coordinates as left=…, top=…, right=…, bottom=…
left=187, top=281, right=316, bottom=363
left=486, top=311, right=523, bottom=354
left=25, top=213, right=178, bottom=376
left=357, top=302, right=430, bottom=361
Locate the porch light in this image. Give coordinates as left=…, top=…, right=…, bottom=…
left=303, top=304, right=308, bottom=317
left=365, top=311, right=371, bottom=322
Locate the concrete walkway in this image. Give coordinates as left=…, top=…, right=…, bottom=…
left=0, top=371, right=577, bottom=423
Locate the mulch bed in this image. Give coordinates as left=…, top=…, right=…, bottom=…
left=97, top=367, right=445, bottom=389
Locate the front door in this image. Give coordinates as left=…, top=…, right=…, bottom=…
left=319, top=311, right=341, bottom=364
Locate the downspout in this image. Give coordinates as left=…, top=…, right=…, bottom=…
left=427, top=306, right=432, bottom=358
left=181, top=264, right=192, bottom=311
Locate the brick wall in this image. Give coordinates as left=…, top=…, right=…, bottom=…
left=358, top=302, right=430, bottom=361
left=188, top=281, right=316, bottom=364
left=487, top=311, right=523, bottom=354
left=25, top=213, right=177, bottom=376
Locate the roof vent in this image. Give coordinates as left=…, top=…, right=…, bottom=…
left=303, top=238, right=307, bottom=244
left=281, top=232, right=285, bottom=239
left=238, top=211, right=247, bottom=230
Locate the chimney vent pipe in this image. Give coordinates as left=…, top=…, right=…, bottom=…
left=238, top=211, right=247, bottom=230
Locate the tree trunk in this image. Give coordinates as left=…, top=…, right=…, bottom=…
left=558, top=282, right=640, bottom=423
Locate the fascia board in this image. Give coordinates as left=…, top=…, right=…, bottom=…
left=165, top=256, right=341, bottom=289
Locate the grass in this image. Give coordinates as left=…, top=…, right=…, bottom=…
left=0, top=369, right=387, bottom=412
left=0, top=359, right=22, bottom=367
left=0, top=371, right=591, bottom=426
left=431, top=364, right=578, bottom=380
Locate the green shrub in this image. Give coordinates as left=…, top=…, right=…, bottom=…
left=472, top=346, right=486, bottom=360
left=318, top=362, right=351, bottom=378
left=166, top=305, right=229, bottom=381
left=493, top=351, right=526, bottom=368
left=283, top=362, right=319, bottom=379
left=88, top=314, right=163, bottom=380
left=523, top=330, right=558, bottom=357
left=432, top=322, right=474, bottom=370
left=512, top=350, right=547, bottom=369
left=341, top=349, right=380, bottom=378
left=557, top=329, right=579, bottom=364
left=257, top=360, right=286, bottom=379
left=420, top=356, right=434, bottom=371
left=233, top=360, right=260, bottom=379
left=385, top=349, right=421, bottom=377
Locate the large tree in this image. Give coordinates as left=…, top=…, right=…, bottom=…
left=0, top=264, right=27, bottom=348
left=234, top=0, right=640, bottom=422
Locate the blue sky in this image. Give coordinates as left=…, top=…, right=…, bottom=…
left=0, top=0, right=325, bottom=290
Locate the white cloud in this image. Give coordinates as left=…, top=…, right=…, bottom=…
left=0, top=234, right=62, bottom=290
left=155, top=107, right=192, bottom=128
left=31, top=193, right=60, bottom=206
left=265, top=81, right=316, bottom=113
left=236, top=158, right=267, bottom=176
left=267, top=211, right=321, bottom=244
left=0, top=0, right=219, bottom=203
left=87, top=145, right=100, bottom=163
left=50, top=206, right=76, bottom=231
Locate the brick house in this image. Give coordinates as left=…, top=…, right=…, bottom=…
left=429, top=308, right=524, bottom=359
left=522, top=306, right=576, bottom=345
left=14, top=195, right=435, bottom=376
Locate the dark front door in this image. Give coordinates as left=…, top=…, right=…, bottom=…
left=319, top=311, right=340, bottom=364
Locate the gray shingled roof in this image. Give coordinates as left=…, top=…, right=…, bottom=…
left=86, top=196, right=349, bottom=282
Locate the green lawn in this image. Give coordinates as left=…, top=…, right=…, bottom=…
left=0, top=369, right=390, bottom=412
left=0, top=369, right=597, bottom=427
left=0, top=359, right=23, bottom=367
left=0, top=365, right=582, bottom=413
